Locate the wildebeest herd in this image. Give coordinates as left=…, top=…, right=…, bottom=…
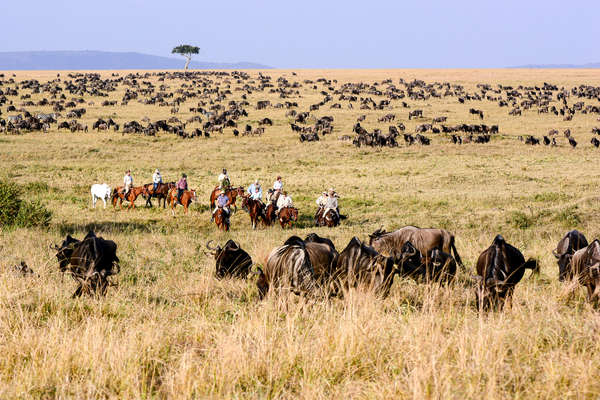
left=46, top=227, right=599, bottom=310
left=1, top=71, right=600, bottom=151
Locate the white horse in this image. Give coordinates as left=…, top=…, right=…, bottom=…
left=91, top=183, right=112, bottom=209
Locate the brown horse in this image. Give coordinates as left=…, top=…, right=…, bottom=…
left=112, top=186, right=147, bottom=210
left=317, top=208, right=340, bottom=227
left=209, top=186, right=245, bottom=213
left=214, top=207, right=230, bottom=231
left=278, top=207, right=298, bottom=229
left=263, top=202, right=277, bottom=226
left=168, top=188, right=197, bottom=215
left=241, top=195, right=266, bottom=229
left=143, top=182, right=175, bottom=208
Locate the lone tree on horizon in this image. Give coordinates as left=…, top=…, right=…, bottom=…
left=171, top=45, right=200, bottom=71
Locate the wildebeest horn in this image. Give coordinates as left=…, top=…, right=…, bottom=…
left=552, top=249, right=559, bottom=258
left=49, top=243, right=60, bottom=250
left=206, top=240, right=217, bottom=251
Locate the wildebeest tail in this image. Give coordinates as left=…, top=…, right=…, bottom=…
left=450, top=238, right=464, bottom=269
left=524, top=258, right=539, bottom=276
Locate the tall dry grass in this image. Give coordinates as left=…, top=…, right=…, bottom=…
left=1, top=69, right=600, bottom=398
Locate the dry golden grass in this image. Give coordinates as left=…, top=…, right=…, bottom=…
left=1, top=69, right=600, bottom=398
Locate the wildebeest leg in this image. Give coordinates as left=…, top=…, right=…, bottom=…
left=92, top=193, right=96, bottom=208
left=72, top=284, right=83, bottom=298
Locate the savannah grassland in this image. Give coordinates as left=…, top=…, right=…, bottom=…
left=1, top=69, right=600, bottom=399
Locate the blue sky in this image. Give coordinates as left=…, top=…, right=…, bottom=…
left=2, top=0, right=598, bottom=68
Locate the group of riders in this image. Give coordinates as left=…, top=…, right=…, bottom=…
left=120, top=167, right=343, bottom=226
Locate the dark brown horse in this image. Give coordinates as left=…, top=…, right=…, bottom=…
left=209, top=186, right=245, bottom=213
left=241, top=195, right=266, bottom=229
left=111, top=186, right=147, bottom=210
left=143, top=182, right=175, bottom=208
left=278, top=207, right=298, bottom=229
left=214, top=207, right=230, bottom=231
left=263, top=202, right=277, bottom=226
left=317, top=208, right=340, bottom=227
left=167, top=188, right=197, bottom=215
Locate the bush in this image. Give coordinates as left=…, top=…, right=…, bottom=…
left=0, top=181, right=23, bottom=226
left=0, top=180, right=52, bottom=228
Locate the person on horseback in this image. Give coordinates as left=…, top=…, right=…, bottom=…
left=218, top=168, right=230, bottom=190
left=213, top=191, right=230, bottom=219
left=323, top=188, right=339, bottom=220
left=250, top=186, right=263, bottom=202
left=122, top=170, right=133, bottom=198
left=247, top=179, right=262, bottom=199
left=315, top=191, right=328, bottom=224
left=276, top=191, right=293, bottom=215
left=176, top=173, right=188, bottom=205
left=152, top=169, right=163, bottom=192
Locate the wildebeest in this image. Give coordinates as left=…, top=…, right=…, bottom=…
left=397, top=241, right=456, bottom=284
left=369, top=226, right=463, bottom=268
left=304, top=233, right=338, bottom=286
left=206, top=239, right=252, bottom=279
left=473, top=235, right=538, bottom=309
left=331, top=237, right=396, bottom=297
left=570, top=240, right=600, bottom=304
left=553, top=230, right=589, bottom=281
left=256, top=236, right=316, bottom=299
left=51, top=231, right=120, bottom=297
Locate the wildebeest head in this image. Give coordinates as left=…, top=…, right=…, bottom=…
left=553, top=230, right=588, bottom=281
left=207, top=239, right=252, bottom=279
left=52, top=234, right=80, bottom=272
left=398, top=241, right=422, bottom=275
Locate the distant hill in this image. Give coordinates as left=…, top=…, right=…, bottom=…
left=0, top=50, right=272, bottom=70
left=509, top=62, right=600, bottom=69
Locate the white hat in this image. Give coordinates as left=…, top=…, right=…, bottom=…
left=255, top=179, right=259, bottom=184
left=155, top=169, right=160, bottom=173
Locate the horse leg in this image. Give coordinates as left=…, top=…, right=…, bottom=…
left=102, top=197, right=107, bottom=209
left=92, top=194, right=96, bottom=208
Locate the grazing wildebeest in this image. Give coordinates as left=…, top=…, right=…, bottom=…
left=90, top=183, right=112, bottom=209
left=256, top=236, right=316, bottom=299
left=473, top=235, right=538, bottom=309
left=206, top=240, right=252, bottom=279
left=397, top=241, right=457, bottom=284
left=304, top=233, right=338, bottom=286
left=408, top=110, right=422, bottom=120
left=570, top=240, right=600, bottom=304
left=51, top=231, right=120, bottom=297
left=331, top=237, right=396, bottom=297
left=369, top=226, right=463, bottom=268
left=553, top=230, right=589, bottom=281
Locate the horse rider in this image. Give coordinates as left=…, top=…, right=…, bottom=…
left=247, top=179, right=262, bottom=199
left=213, top=191, right=230, bottom=220
left=122, top=170, right=133, bottom=198
left=218, top=168, right=230, bottom=190
left=176, top=173, right=188, bottom=205
left=323, top=188, right=339, bottom=219
left=315, top=191, right=328, bottom=224
left=269, top=175, right=283, bottom=203
left=152, top=168, right=163, bottom=193
left=250, top=186, right=263, bottom=205
left=276, top=191, right=293, bottom=215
